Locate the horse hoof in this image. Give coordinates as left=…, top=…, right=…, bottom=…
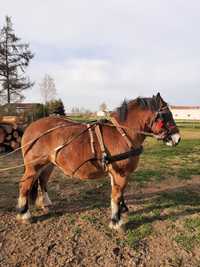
left=16, top=214, right=32, bottom=224
left=16, top=210, right=32, bottom=224
left=42, top=206, right=51, bottom=214
left=109, top=219, right=124, bottom=231
left=35, top=196, right=44, bottom=209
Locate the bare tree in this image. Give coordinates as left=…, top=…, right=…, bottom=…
left=39, top=74, right=57, bottom=103
left=71, top=107, right=80, bottom=114
left=99, top=102, right=107, bottom=112
left=0, top=16, right=34, bottom=104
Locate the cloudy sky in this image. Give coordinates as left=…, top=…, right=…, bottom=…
left=1, top=0, right=200, bottom=111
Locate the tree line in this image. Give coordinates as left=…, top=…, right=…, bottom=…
left=0, top=16, right=108, bottom=121
left=0, top=16, right=65, bottom=120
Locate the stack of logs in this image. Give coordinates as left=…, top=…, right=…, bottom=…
left=0, top=116, right=24, bottom=153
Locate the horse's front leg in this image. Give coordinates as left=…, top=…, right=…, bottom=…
left=109, top=173, right=127, bottom=230
left=120, top=196, right=129, bottom=214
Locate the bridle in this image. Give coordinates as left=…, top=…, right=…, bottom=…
left=148, top=105, right=178, bottom=141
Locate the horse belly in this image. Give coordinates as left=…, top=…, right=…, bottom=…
left=74, top=161, right=105, bottom=180
left=57, top=154, right=104, bottom=180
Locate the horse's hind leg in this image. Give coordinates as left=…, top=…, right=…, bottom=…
left=35, top=163, right=54, bottom=213
left=16, top=166, right=38, bottom=223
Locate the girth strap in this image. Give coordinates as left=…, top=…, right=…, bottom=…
left=104, top=146, right=143, bottom=164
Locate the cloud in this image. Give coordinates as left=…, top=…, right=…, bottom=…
left=25, top=58, right=200, bottom=111
left=1, top=0, right=200, bottom=109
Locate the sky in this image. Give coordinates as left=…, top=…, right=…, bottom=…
left=1, top=0, right=200, bottom=111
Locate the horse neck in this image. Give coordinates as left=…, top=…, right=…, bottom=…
left=112, top=106, right=154, bottom=145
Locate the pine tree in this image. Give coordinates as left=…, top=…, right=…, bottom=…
left=0, top=16, right=34, bottom=104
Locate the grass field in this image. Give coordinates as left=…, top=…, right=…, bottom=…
left=0, top=124, right=200, bottom=266
left=176, top=120, right=200, bottom=129
left=126, top=127, right=200, bottom=253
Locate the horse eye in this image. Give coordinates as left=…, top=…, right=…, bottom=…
left=158, top=113, right=164, bottom=120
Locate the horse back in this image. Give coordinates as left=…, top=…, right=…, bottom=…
left=21, top=117, right=83, bottom=160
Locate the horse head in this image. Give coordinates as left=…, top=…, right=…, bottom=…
left=148, top=93, right=181, bottom=146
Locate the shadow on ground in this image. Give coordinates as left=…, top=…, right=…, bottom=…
left=1, top=166, right=200, bottom=230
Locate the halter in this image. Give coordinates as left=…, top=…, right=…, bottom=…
left=148, top=105, right=178, bottom=140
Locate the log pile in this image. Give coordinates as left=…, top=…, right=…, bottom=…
left=0, top=116, right=24, bottom=153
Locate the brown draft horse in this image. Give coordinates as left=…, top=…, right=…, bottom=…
left=16, top=93, right=180, bottom=229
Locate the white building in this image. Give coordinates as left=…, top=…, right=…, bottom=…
left=97, top=110, right=106, bottom=117
left=170, top=106, right=200, bottom=120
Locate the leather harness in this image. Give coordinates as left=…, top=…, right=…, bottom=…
left=85, top=118, right=143, bottom=172
left=51, top=118, right=143, bottom=176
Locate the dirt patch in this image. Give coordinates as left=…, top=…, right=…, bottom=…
left=1, top=152, right=200, bottom=266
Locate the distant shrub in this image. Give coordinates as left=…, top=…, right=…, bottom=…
left=46, top=99, right=66, bottom=116
left=23, top=104, right=47, bottom=123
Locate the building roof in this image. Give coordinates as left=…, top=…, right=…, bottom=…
left=170, top=105, right=200, bottom=110
left=3, top=103, right=40, bottom=110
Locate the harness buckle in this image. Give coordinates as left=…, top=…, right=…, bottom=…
left=102, top=152, right=110, bottom=168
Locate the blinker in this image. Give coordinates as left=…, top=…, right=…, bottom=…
left=157, top=120, right=164, bottom=129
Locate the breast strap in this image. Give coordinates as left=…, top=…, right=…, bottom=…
left=87, top=119, right=143, bottom=170
left=109, top=117, right=133, bottom=148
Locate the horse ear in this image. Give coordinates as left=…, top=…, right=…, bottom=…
left=117, top=99, right=128, bottom=122
left=156, top=92, right=161, bottom=99
left=156, top=92, right=167, bottom=107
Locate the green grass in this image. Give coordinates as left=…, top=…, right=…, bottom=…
left=174, top=234, right=196, bottom=251
left=143, top=190, right=200, bottom=214
left=126, top=223, right=153, bottom=249
left=80, top=214, right=98, bottom=224
left=125, top=182, right=200, bottom=250
left=67, top=214, right=76, bottom=225
left=73, top=226, right=82, bottom=236
left=131, top=135, right=200, bottom=185
left=68, top=115, right=100, bottom=123
left=174, top=217, right=200, bottom=251
left=184, top=217, right=200, bottom=231
left=176, top=120, right=200, bottom=129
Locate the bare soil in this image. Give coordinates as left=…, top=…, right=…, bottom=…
left=1, top=153, right=200, bottom=267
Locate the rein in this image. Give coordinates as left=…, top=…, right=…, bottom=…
left=0, top=116, right=159, bottom=172
left=0, top=118, right=158, bottom=161
left=108, top=117, right=163, bottom=139
left=0, top=122, right=84, bottom=160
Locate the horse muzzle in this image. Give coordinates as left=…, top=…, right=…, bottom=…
left=165, top=133, right=181, bottom=147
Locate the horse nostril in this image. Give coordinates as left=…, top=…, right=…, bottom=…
left=175, top=136, right=181, bottom=146
left=171, top=133, right=181, bottom=145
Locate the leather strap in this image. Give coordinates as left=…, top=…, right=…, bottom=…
left=87, top=124, right=95, bottom=155
left=110, top=117, right=133, bottom=148
left=94, top=124, right=106, bottom=154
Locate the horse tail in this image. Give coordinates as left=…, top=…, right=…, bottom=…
left=29, top=179, right=39, bottom=204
